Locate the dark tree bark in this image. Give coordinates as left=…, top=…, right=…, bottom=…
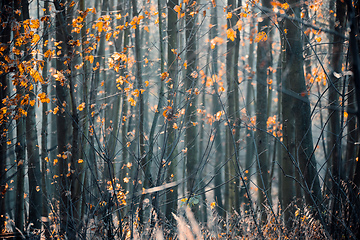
left=0, top=0, right=12, bottom=233
left=185, top=0, right=199, bottom=203
left=54, top=0, right=75, bottom=238
left=255, top=0, right=272, bottom=222
left=225, top=0, right=241, bottom=215
left=165, top=0, right=179, bottom=224
left=328, top=0, right=346, bottom=235
left=283, top=0, right=323, bottom=218
left=209, top=2, right=224, bottom=217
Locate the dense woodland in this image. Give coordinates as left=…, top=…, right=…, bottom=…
left=0, top=0, right=360, bottom=239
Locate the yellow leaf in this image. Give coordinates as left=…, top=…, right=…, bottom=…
left=78, top=102, right=85, bottom=111
left=210, top=202, right=216, bottom=210
left=75, top=62, right=84, bottom=70
left=174, top=5, right=181, bottom=13
left=36, top=186, right=40, bottom=192
left=53, top=158, right=58, bottom=166
left=226, top=12, right=232, bottom=19
left=31, top=34, right=40, bottom=44
left=105, top=32, right=112, bottom=41
left=211, top=0, right=216, bottom=7
left=215, top=111, right=223, bottom=120
left=53, top=106, right=59, bottom=114
left=255, top=31, right=267, bottom=42
left=44, top=49, right=53, bottom=59
left=344, top=111, right=348, bottom=118
left=236, top=20, right=242, bottom=31
left=78, top=159, right=84, bottom=164
left=88, top=55, right=94, bottom=63
left=161, top=72, right=169, bottom=80
left=226, top=28, right=236, bottom=41
left=30, top=19, right=40, bottom=29
left=128, top=97, right=136, bottom=106
left=173, top=123, right=178, bottom=129
left=38, top=92, right=50, bottom=103
left=281, top=3, right=289, bottom=9
left=131, top=89, right=138, bottom=97
left=210, top=36, right=224, bottom=49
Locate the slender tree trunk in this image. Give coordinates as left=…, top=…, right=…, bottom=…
left=165, top=0, right=179, bottom=224
left=147, top=0, right=165, bottom=222
left=185, top=0, right=199, bottom=212
left=13, top=0, right=25, bottom=234
left=18, top=0, right=43, bottom=232
left=209, top=2, right=224, bottom=217
left=41, top=6, right=51, bottom=236
left=255, top=0, right=272, bottom=222
left=131, top=0, right=147, bottom=224
left=346, top=79, right=357, bottom=179
left=328, top=0, right=346, bottom=235
left=284, top=0, right=323, bottom=216
left=243, top=16, right=256, bottom=211
left=280, top=25, right=295, bottom=227
left=15, top=115, right=25, bottom=234
left=346, top=1, right=360, bottom=237
left=224, top=0, right=241, bottom=215
left=54, top=0, right=74, bottom=237
left=0, top=0, right=12, bottom=233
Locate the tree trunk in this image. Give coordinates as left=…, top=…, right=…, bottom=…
left=165, top=0, right=179, bottom=224
left=14, top=0, right=25, bottom=234
left=40, top=0, right=51, bottom=238
left=131, top=0, right=147, bottom=224
left=224, top=0, right=241, bottom=215
left=185, top=0, right=199, bottom=213
left=280, top=25, right=295, bottom=227
left=54, top=0, right=74, bottom=237
left=0, top=0, right=12, bottom=233
left=283, top=0, right=323, bottom=217
left=328, top=0, right=346, bottom=235
left=18, top=0, right=43, bottom=232
left=210, top=2, right=224, bottom=217
left=255, top=0, right=272, bottom=222
left=243, top=15, right=256, bottom=211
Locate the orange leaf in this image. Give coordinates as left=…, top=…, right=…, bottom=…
left=77, top=102, right=85, bottom=111
left=174, top=5, right=181, bottom=13
left=226, top=28, right=236, bottom=41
